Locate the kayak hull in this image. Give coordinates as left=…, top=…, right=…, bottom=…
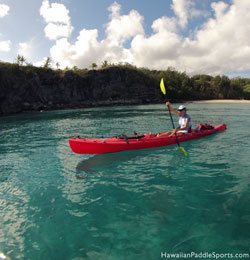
left=69, top=124, right=226, bottom=154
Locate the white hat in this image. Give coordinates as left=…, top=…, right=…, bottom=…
left=177, top=105, right=186, bottom=111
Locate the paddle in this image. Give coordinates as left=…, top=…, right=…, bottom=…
left=160, top=78, right=188, bottom=156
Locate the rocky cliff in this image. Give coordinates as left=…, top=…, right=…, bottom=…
left=0, top=64, right=161, bottom=116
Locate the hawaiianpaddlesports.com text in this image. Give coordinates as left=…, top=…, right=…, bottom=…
left=160, top=252, right=250, bottom=259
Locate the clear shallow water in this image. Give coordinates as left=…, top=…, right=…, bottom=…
left=0, top=103, right=250, bottom=259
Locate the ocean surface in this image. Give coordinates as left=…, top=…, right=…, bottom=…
left=0, top=103, right=250, bottom=259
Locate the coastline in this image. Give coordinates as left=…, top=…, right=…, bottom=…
left=190, top=99, right=250, bottom=103
left=1, top=62, right=249, bottom=116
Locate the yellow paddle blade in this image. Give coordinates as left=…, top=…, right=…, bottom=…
left=160, top=78, right=166, bottom=95
left=179, top=146, right=188, bottom=156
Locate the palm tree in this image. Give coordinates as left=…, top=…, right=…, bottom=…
left=16, top=54, right=26, bottom=66
left=102, top=60, right=109, bottom=68
left=43, top=57, right=51, bottom=68
left=91, top=63, right=97, bottom=70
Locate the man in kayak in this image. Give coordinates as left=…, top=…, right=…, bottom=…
left=157, top=102, right=191, bottom=137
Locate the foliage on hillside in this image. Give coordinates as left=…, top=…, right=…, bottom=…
left=0, top=61, right=249, bottom=115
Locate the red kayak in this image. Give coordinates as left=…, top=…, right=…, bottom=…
left=69, top=123, right=226, bottom=154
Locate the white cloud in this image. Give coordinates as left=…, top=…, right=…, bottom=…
left=17, top=38, right=42, bottom=62
left=50, top=29, right=132, bottom=68
left=108, top=1, right=120, bottom=18
left=18, top=41, right=38, bottom=62
left=40, top=0, right=70, bottom=24
left=133, top=0, right=250, bottom=74
left=171, top=0, right=192, bottom=28
left=50, top=38, right=73, bottom=67
left=211, top=1, right=229, bottom=19
left=0, top=40, right=11, bottom=52
left=40, top=0, right=73, bottom=40
left=0, top=4, right=9, bottom=18
left=171, top=0, right=208, bottom=29
left=48, top=1, right=143, bottom=67
left=0, top=5, right=10, bottom=53
left=105, top=2, right=144, bottom=46
left=38, top=0, right=250, bottom=75
left=130, top=17, right=181, bottom=68
left=18, top=42, right=30, bottom=56
left=151, top=16, right=177, bottom=33
left=44, top=22, right=73, bottom=40
left=180, top=0, right=250, bottom=74
left=50, top=30, right=101, bottom=68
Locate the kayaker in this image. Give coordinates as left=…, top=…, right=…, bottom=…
left=158, top=102, right=191, bottom=137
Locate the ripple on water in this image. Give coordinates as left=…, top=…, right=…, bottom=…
left=0, top=103, right=250, bottom=259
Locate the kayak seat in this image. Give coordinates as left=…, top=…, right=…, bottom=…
left=116, top=134, right=145, bottom=140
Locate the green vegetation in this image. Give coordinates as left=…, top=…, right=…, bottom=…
left=16, top=54, right=26, bottom=66
left=0, top=60, right=249, bottom=101
left=243, top=84, right=250, bottom=99
left=134, top=68, right=250, bottom=100
left=43, top=57, right=51, bottom=68
left=101, top=60, right=110, bottom=68
left=91, top=63, right=97, bottom=70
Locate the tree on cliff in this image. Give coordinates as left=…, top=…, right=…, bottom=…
left=91, top=63, right=97, bottom=70
left=102, top=60, right=109, bottom=68
left=16, top=55, right=26, bottom=66
left=43, top=57, right=51, bottom=68
left=73, top=66, right=79, bottom=71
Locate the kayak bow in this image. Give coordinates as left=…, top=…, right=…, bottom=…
left=69, top=123, right=227, bottom=154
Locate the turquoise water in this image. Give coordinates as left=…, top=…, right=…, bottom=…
left=0, top=103, right=250, bottom=259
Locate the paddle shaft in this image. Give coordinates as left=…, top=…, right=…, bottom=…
left=160, top=78, right=188, bottom=155
left=167, top=105, right=181, bottom=147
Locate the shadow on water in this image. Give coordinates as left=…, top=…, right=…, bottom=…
left=74, top=144, right=189, bottom=181
left=75, top=148, right=160, bottom=178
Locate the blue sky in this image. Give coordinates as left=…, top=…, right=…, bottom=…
left=1, top=0, right=250, bottom=76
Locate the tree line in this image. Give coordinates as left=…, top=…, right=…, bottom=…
left=2, top=56, right=250, bottom=100
left=144, top=68, right=250, bottom=100
left=15, top=54, right=111, bottom=70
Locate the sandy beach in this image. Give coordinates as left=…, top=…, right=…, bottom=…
left=191, top=99, right=250, bottom=103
